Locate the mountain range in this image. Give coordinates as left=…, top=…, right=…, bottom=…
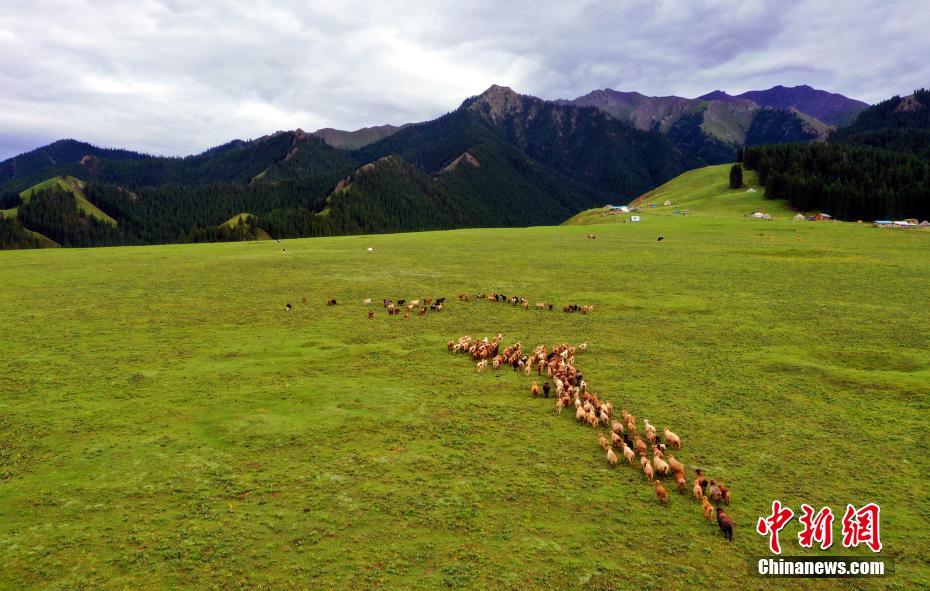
left=0, top=84, right=872, bottom=249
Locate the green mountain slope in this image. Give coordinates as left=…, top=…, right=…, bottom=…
left=564, top=163, right=795, bottom=225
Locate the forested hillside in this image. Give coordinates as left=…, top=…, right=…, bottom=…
left=742, top=89, right=930, bottom=221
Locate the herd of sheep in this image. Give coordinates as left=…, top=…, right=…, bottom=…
left=447, top=333, right=735, bottom=540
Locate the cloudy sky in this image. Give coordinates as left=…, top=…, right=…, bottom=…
left=1, top=0, right=928, bottom=159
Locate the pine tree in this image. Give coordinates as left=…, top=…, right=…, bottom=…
left=729, top=164, right=743, bottom=189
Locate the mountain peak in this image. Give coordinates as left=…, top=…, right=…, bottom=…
left=467, top=84, right=528, bottom=121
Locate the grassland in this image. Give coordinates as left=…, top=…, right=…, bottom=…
left=1, top=166, right=928, bottom=590
left=222, top=213, right=272, bottom=240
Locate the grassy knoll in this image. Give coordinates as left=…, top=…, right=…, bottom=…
left=565, top=164, right=795, bottom=225
left=19, top=175, right=118, bottom=225
left=1, top=167, right=928, bottom=589
left=222, top=213, right=272, bottom=240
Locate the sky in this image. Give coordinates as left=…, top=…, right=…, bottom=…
left=1, top=0, right=928, bottom=160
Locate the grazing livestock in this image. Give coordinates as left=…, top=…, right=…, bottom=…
left=327, top=299, right=337, bottom=306
left=653, top=455, right=670, bottom=476
left=285, top=303, right=292, bottom=312
left=641, top=456, right=654, bottom=482
left=368, top=310, right=375, bottom=319
left=611, top=431, right=622, bottom=448
left=718, top=483, right=731, bottom=505
left=708, top=481, right=722, bottom=503
left=531, top=382, right=539, bottom=397
left=576, top=406, right=587, bottom=423
left=674, top=470, right=687, bottom=494
left=555, top=397, right=564, bottom=414
left=363, top=298, right=372, bottom=305
left=657, top=236, right=664, bottom=242
left=476, top=360, right=488, bottom=373
left=693, top=481, right=704, bottom=501
left=611, top=421, right=623, bottom=435
left=667, top=455, right=684, bottom=474
left=598, top=434, right=609, bottom=451
left=701, top=496, right=715, bottom=521
left=606, top=447, right=618, bottom=467
left=663, top=428, right=681, bottom=449
left=622, top=443, right=635, bottom=466
left=654, top=481, right=669, bottom=505
left=716, top=508, right=734, bottom=540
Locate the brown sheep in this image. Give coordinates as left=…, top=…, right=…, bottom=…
left=663, top=428, right=681, bottom=449
left=531, top=382, right=539, bottom=397
left=654, top=481, right=669, bottom=505
left=611, top=421, right=623, bottom=435
left=701, top=496, right=715, bottom=521
left=575, top=406, right=587, bottom=423
left=555, top=398, right=564, bottom=415
left=674, top=469, right=686, bottom=494
left=587, top=412, right=599, bottom=429
left=667, top=455, right=684, bottom=474
left=718, top=483, right=731, bottom=505
left=716, top=508, right=734, bottom=540
left=368, top=310, right=375, bottom=319
left=610, top=432, right=622, bottom=448
left=635, top=437, right=647, bottom=456
left=598, top=434, right=610, bottom=451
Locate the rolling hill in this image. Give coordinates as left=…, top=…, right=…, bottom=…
left=563, top=163, right=796, bottom=226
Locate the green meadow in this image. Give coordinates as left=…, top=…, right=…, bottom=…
left=1, top=166, right=928, bottom=590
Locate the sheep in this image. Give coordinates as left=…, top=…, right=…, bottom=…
left=674, top=469, right=686, bottom=494
left=575, top=406, right=587, bottom=423
left=611, top=421, right=623, bottom=435
left=327, top=299, right=337, bottom=306
left=663, top=428, right=681, bottom=450
left=634, top=437, right=647, bottom=457
left=587, top=412, right=599, bottom=429
left=555, top=398, right=564, bottom=414
left=716, top=508, right=734, bottom=540
left=654, top=481, right=669, bottom=505
left=653, top=455, right=670, bottom=476
left=368, top=310, right=375, bottom=319
left=611, top=432, right=622, bottom=448
left=708, top=481, right=722, bottom=503
left=622, top=443, right=635, bottom=466
left=285, top=303, right=292, bottom=311
left=363, top=298, right=372, bottom=305
left=536, top=302, right=545, bottom=310
left=410, top=299, right=419, bottom=306
left=578, top=343, right=587, bottom=353
left=701, top=496, right=715, bottom=521
left=607, top=447, right=618, bottom=467
left=641, top=457, right=655, bottom=482
left=531, top=382, right=539, bottom=397
left=667, top=455, right=684, bottom=474
left=693, top=481, right=704, bottom=501
left=598, top=434, right=609, bottom=451
left=718, top=483, right=731, bottom=505
left=476, top=359, right=488, bottom=373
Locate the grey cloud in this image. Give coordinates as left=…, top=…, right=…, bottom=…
left=1, top=0, right=928, bottom=159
